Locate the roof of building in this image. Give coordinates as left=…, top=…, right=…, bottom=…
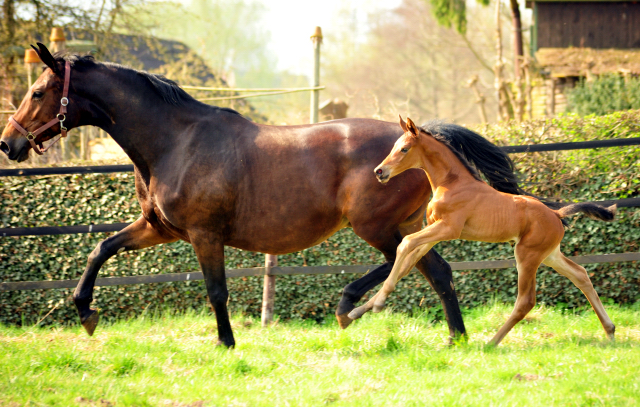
left=535, top=47, right=640, bottom=77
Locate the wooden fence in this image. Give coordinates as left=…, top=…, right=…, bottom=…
left=1, top=136, right=639, bottom=324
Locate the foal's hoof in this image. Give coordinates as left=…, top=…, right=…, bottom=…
left=336, top=313, right=354, bottom=329
left=348, top=306, right=367, bottom=320
left=81, top=310, right=100, bottom=336
left=372, top=301, right=386, bottom=313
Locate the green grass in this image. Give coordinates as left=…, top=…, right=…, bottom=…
left=1, top=303, right=639, bottom=406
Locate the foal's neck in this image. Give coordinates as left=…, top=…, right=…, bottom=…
left=417, top=134, right=476, bottom=190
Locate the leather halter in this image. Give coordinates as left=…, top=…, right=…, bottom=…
left=7, top=61, right=71, bottom=155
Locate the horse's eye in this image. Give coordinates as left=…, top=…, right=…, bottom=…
left=400, top=147, right=409, bottom=153
left=32, top=91, right=44, bottom=99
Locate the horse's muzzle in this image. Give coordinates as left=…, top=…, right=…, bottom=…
left=0, top=140, right=9, bottom=156
left=0, top=138, right=29, bottom=162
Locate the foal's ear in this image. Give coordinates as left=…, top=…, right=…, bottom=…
left=399, top=115, right=409, bottom=133
left=406, top=117, right=419, bottom=138
left=33, top=43, right=59, bottom=75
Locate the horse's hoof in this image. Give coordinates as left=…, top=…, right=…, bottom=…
left=81, top=310, right=100, bottom=336
left=336, top=313, right=354, bottom=329
left=215, top=339, right=235, bottom=349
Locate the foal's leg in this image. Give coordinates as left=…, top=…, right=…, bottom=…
left=543, top=247, right=615, bottom=340
left=488, top=243, right=545, bottom=346
left=73, top=216, right=178, bottom=335
left=349, top=220, right=457, bottom=319
left=189, top=230, right=235, bottom=348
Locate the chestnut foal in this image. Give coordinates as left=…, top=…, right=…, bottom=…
left=349, top=116, right=617, bottom=346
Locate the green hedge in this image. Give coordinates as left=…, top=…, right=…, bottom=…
left=567, top=74, right=640, bottom=117
left=1, top=111, right=639, bottom=326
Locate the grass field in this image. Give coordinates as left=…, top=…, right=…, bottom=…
left=1, top=303, right=639, bottom=406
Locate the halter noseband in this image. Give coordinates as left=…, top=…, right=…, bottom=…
left=7, top=60, right=71, bottom=155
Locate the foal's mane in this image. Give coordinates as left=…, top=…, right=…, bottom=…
left=55, top=53, right=241, bottom=115
left=419, top=120, right=524, bottom=195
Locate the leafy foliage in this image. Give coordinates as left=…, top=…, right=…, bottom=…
left=428, top=0, right=468, bottom=34
left=567, top=74, right=640, bottom=116
left=1, top=111, right=639, bottom=326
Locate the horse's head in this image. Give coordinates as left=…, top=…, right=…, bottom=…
left=374, top=115, right=423, bottom=184
left=1, top=43, right=74, bottom=162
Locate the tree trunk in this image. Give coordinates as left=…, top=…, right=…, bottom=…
left=510, top=0, right=525, bottom=122
left=494, top=0, right=509, bottom=121
left=2, top=0, right=16, bottom=108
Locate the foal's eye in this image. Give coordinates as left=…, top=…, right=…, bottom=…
left=400, top=147, right=409, bottom=153
left=32, top=91, right=44, bottom=99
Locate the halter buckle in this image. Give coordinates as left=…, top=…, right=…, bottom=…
left=57, top=113, right=66, bottom=122
left=60, top=97, right=69, bottom=106
left=26, top=132, right=35, bottom=140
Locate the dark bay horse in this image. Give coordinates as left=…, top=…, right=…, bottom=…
left=1, top=44, right=525, bottom=347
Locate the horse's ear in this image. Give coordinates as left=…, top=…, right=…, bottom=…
left=406, top=117, right=419, bottom=138
left=33, top=43, right=59, bottom=74
left=399, top=115, right=409, bottom=133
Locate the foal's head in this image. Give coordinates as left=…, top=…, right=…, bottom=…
left=1, top=43, right=75, bottom=162
left=374, top=116, right=425, bottom=184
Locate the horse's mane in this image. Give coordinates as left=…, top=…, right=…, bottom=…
left=56, top=53, right=241, bottom=115
left=419, top=120, right=525, bottom=195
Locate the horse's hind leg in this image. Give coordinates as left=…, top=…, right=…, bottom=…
left=336, top=261, right=393, bottom=329
left=414, top=249, right=466, bottom=341
left=73, top=216, right=178, bottom=335
left=335, top=226, right=403, bottom=328
left=543, top=247, right=615, bottom=340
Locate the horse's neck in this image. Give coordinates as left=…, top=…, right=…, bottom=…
left=79, top=66, right=198, bottom=173
left=418, top=136, right=472, bottom=190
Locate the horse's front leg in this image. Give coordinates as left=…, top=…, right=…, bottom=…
left=349, top=220, right=458, bottom=319
left=189, top=230, right=235, bottom=348
left=74, top=216, right=177, bottom=335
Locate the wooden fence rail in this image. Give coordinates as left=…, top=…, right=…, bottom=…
left=2, top=252, right=638, bottom=292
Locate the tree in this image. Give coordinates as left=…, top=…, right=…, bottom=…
left=426, top=0, right=526, bottom=121
left=428, top=0, right=490, bottom=35
left=324, top=0, right=498, bottom=124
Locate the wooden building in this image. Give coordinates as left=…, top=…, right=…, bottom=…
left=527, top=0, right=640, bottom=116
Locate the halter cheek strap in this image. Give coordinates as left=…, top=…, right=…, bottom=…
left=7, top=60, right=71, bottom=155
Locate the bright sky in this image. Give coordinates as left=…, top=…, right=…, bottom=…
left=260, top=0, right=402, bottom=74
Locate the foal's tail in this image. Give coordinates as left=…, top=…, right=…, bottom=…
left=557, top=203, right=617, bottom=221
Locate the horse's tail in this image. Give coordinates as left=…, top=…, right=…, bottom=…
left=421, top=120, right=525, bottom=195
left=557, top=203, right=617, bottom=221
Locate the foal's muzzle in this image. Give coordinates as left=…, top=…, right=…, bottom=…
left=374, top=167, right=390, bottom=183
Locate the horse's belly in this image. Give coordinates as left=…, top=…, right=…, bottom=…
left=226, top=211, right=348, bottom=254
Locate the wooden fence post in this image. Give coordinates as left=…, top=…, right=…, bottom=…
left=310, top=26, right=323, bottom=124
left=261, top=254, right=277, bottom=326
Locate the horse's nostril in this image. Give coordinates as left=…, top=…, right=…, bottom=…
left=375, top=169, right=383, bottom=175
left=0, top=141, right=9, bottom=156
